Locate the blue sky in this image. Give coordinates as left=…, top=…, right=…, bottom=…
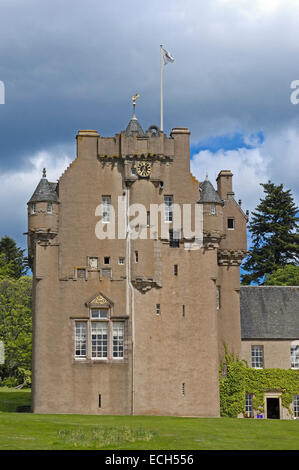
left=0, top=0, right=299, bottom=251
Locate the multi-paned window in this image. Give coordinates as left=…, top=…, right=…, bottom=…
left=112, top=322, right=124, bottom=359
left=164, top=196, right=173, bottom=223
left=294, top=395, right=299, bottom=418
left=290, top=345, right=299, bottom=369
left=75, top=322, right=87, bottom=358
left=74, top=307, right=125, bottom=361
left=245, top=393, right=253, bottom=417
left=91, top=322, right=108, bottom=359
left=91, top=308, right=108, bottom=319
left=251, top=345, right=264, bottom=368
left=102, top=196, right=111, bottom=222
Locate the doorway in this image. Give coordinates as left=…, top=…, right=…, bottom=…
left=267, top=398, right=280, bottom=419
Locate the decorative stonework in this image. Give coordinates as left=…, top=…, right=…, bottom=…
left=91, top=295, right=109, bottom=305
left=86, top=292, right=112, bottom=307
left=203, top=230, right=224, bottom=250
left=218, top=249, right=247, bottom=266
left=132, top=277, right=161, bottom=293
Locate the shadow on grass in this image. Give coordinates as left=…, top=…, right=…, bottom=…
left=0, top=387, right=31, bottom=413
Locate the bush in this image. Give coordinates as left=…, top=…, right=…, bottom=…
left=2, top=377, right=19, bottom=387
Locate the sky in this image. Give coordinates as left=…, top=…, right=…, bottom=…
left=0, top=0, right=299, bottom=249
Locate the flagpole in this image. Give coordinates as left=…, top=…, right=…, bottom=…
left=160, top=44, right=163, bottom=132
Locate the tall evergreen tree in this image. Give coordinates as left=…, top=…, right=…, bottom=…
left=0, top=236, right=27, bottom=279
left=242, top=181, right=299, bottom=285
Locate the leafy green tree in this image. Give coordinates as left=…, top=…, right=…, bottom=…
left=0, top=236, right=27, bottom=279
left=0, top=276, right=32, bottom=386
left=0, top=253, right=14, bottom=278
left=242, top=182, right=299, bottom=285
left=265, top=264, right=299, bottom=286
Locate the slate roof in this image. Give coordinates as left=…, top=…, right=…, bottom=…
left=198, top=179, right=222, bottom=203
left=240, top=286, right=299, bottom=339
left=125, top=117, right=145, bottom=137
left=28, top=178, right=59, bottom=203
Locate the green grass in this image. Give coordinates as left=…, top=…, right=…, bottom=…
left=0, top=387, right=298, bottom=450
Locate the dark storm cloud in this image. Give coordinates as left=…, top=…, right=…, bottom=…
left=1, top=0, right=299, bottom=171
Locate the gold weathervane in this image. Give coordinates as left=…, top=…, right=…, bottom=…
left=132, top=93, right=140, bottom=105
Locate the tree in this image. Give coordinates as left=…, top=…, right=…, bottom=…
left=242, top=182, right=299, bottom=285
left=0, top=236, right=27, bottom=279
left=0, top=276, right=32, bottom=386
left=265, top=265, right=299, bottom=286
left=0, top=253, right=14, bottom=278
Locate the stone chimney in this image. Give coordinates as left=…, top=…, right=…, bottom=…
left=216, top=170, right=234, bottom=201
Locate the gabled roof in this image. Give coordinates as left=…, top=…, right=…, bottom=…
left=125, top=117, right=145, bottom=137
left=198, top=179, right=222, bottom=203
left=28, top=178, right=58, bottom=204
left=240, top=286, right=299, bottom=339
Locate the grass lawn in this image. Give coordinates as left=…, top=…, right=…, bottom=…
left=0, top=388, right=298, bottom=450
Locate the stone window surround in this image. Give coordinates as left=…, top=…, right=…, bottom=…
left=72, top=307, right=128, bottom=363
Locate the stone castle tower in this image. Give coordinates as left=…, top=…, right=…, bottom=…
left=27, top=109, right=247, bottom=416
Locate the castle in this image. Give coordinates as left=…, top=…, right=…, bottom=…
left=27, top=108, right=256, bottom=416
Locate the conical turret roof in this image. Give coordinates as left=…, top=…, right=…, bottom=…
left=28, top=170, right=58, bottom=204
left=125, top=116, right=145, bottom=137
left=198, top=178, right=221, bottom=203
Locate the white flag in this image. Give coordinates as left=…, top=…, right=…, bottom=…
left=161, top=46, right=174, bottom=65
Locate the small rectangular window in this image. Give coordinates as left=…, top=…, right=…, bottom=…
left=164, top=196, right=173, bottom=223
left=182, top=383, right=185, bottom=396
left=245, top=393, right=253, bottom=417
left=169, top=230, right=180, bottom=248
left=75, top=322, right=87, bottom=358
left=156, top=304, right=160, bottom=315
left=104, top=257, right=110, bottom=265
left=251, top=345, right=264, bottom=369
left=131, top=168, right=137, bottom=176
left=174, top=264, right=178, bottom=276
left=47, top=203, right=52, bottom=214
left=118, top=257, right=125, bottom=265
left=91, top=308, right=108, bottom=319
left=291, top=345, right=299, bottom=369
left=101, top=268, right=112, bottom=279
left=102, top=196, right=111, bottom=223
left=227, top=218, right=235, bottom=229
left=182, top=305, right=185, bottom=317
left=135, top=251, right=139, bottom=263
left=77, top=268, right=86, bottom=279
left=216, top=286, right=221, bottom=310
left=294, top=395, right=299, bottom=418
left=98, top=394, right=102, bottom=408
left=147, top=211, right=150, bottom=227
left=31, top=203, right=36, bottom=214
left=210, top=203, right=216, bottom=215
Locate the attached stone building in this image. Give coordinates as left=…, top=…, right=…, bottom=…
left=27, top=111, right=248, bottom=416
left=240, top=286, right=299, bottom=419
